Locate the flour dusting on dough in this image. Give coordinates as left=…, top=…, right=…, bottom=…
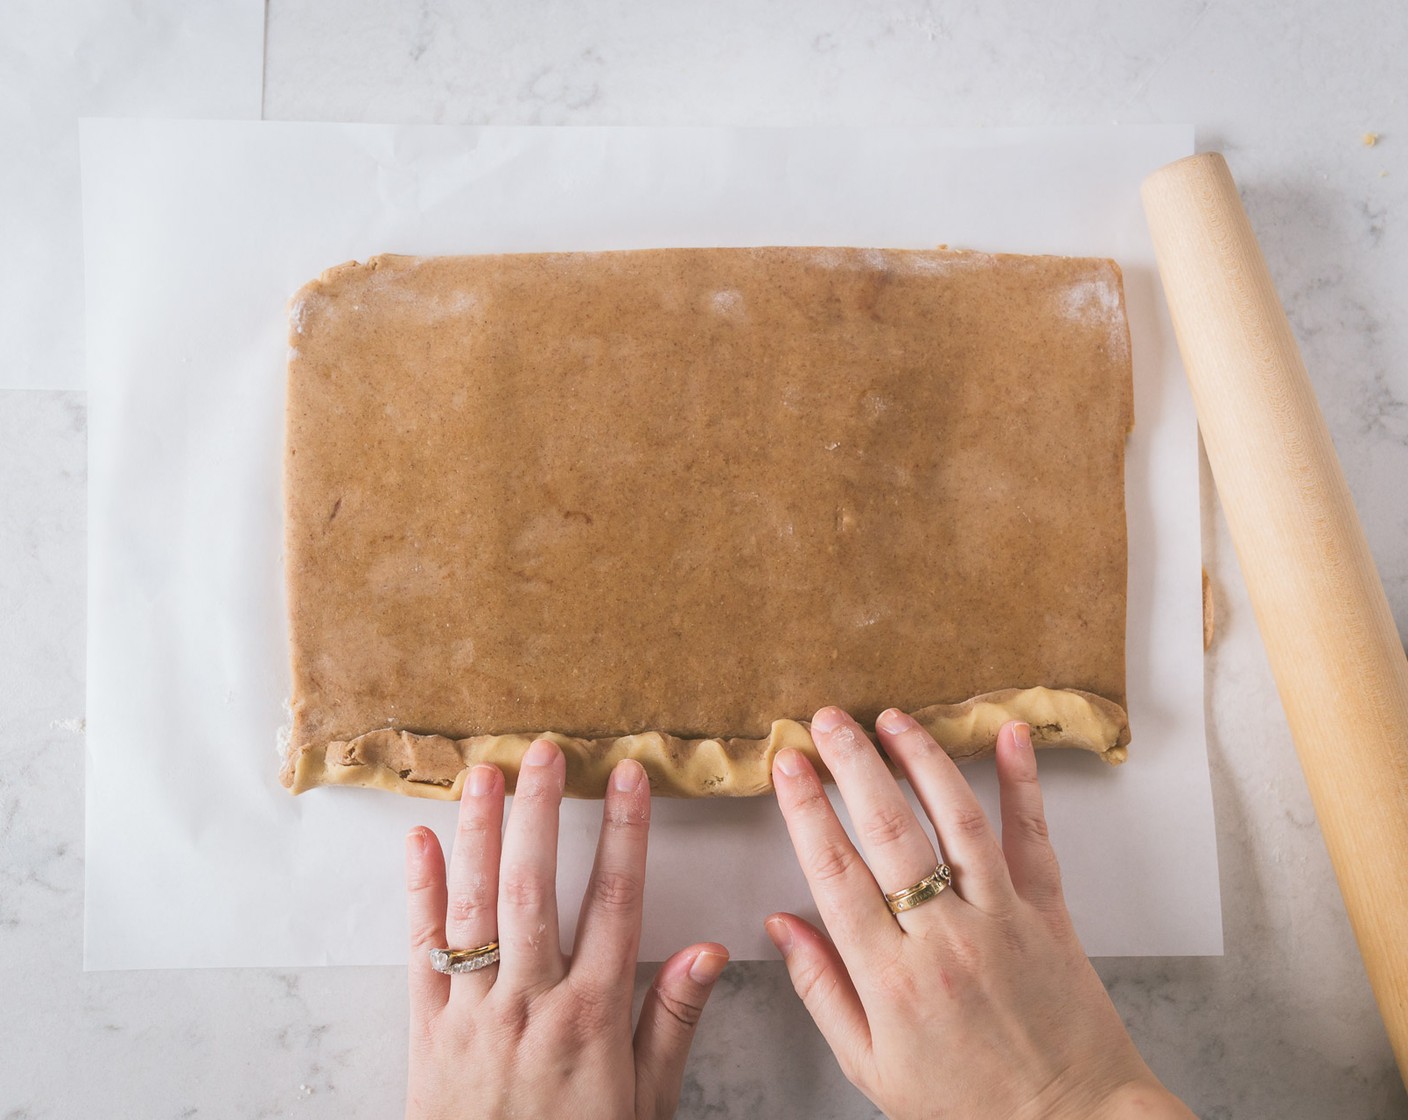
left=289, top=299, right=311, bottom=336
left=1059, top=271, right=1129, bottom=360
left=276, top=697, right=293, bottom=760
left=861, top=247, right=889, bottom=271
left=903, top=251, right=984, bottom=273
left=1060, top=275, right=1121, bottom=321
left=711, top=289, right=745, bottom=319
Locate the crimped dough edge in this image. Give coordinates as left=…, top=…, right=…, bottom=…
left=283, top=686, right=1129, bottom=799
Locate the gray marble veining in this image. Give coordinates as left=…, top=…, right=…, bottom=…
left=4, top=0, right=1408, bottom=1115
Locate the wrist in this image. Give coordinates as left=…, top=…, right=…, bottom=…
left=1088, top=1077, right=1196, bottom=1120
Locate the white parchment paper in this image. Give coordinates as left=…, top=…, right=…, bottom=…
left=82, top=121, right=1219, bottom=969
left=0, top=0, right=264, bottom=390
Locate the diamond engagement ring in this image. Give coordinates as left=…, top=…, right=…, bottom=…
left=429, top=941, right=501, bottom=975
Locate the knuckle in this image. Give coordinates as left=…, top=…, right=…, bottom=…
left=604, top=801, right=649, bottom=832
left=446, top=878, right=494, bottom=926
left=408, top=918, right=442, bottom=950
left=947, top=805, right=993, bottom=842
left=809, top=838, right=860, bottom=885
left=976, top=894, right=1019, bottom=928
left=944, top=929, right=989, bottom=973
left=1009, top=763, right=1042, bottom=789
left=651, top=981, right=706, bottom=1030
left=456, top=811, right=497, bottom=847
left=511, top=773, right=561, bottom=806
left=489, top=990, right=535, bottom=1039
left=564, top=986, right=621, bottom=1035
left=791, top=957, right=838, bottom=1008
left=588, top=868, right=643, bottom=915
left=1011, top=807, right=1051, bottom=843
left=788, top=778, right=833, bottom=817
left=499, top=867, right=552, bottom=912
left=859, top=803, right=917, bottom=850
left=1029, top=867, right=1069, bottom=913
left=997, top=917, right=1034, bottom=958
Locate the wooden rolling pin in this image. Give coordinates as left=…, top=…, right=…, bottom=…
left=1143, top=152, right=1408, bottom=1087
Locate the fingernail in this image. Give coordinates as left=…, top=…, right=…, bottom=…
left=523, top=738, right=558, bottom=767
left=1013, top=722, right=1033, bottom=753
left=689, top=949, right=729, bottom=985
left=407, top=827, right=429, bottom=853
left=764, top=917, right=794, bottom=955
left=613, top=758, right=646, bottom=793
left=468, top=764, right=497, bottom=796
left=775, top=748, right=805, bottom=777
left=876, top=708, right=913, bottom=734
left=811, top=706, right=845, bottom=733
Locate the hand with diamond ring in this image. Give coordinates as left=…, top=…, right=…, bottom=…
left=767, top=707, right=1196, bottom=1120
left=403, top=740, right=728, bottom=1120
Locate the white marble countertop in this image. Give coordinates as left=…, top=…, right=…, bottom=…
left=4, top=1, right=1408, bottom=1115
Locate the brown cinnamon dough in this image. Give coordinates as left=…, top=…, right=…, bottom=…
left=282, top=248, right=1134, bottom=797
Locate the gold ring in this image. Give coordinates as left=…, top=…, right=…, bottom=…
left=429, top=941, right=500, bottom=975
left=884, top=864, right=953, bottom=915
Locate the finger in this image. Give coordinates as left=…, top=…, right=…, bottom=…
left=809, top=706, right=940, bottom=901
left=444, top=764, right=505, bottom=999
left=875, top=708, right=1012, bottom=912
left=496, top=738, right=566, bottom=992
left=995, top=721, right=1065, bottom=910
left=405, top=827, right=450, bottom=1020
left=771, top=747, right=900, bottom=969
left=572, top=758, right=650, bottom=991
left=633, top=943, right=728, bottom=1119
left=765, top=913, right=873, bottom=1085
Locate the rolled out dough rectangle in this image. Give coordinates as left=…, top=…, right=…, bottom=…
left=283, top=247, right=1132, bottom=797
left=83, top=121, right=1218, bottom=967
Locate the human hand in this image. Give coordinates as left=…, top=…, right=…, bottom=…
left=767, top=708, right=1194, bottom=1120
left=404, top=740, right=728, bottom=1120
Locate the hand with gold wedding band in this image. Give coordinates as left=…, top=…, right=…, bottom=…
left=403, top=740, right=728, bottom=1120
left=768, top=707, right=1196, bottom=1120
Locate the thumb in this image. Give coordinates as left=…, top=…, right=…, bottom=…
left=633, top=942, right=729, bottom=1119
left=764, top=913, right=872, bottom=1085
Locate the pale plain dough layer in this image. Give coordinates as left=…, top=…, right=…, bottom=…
left=283, top=248, right=1134, bottom=797
left=287, top=686, right=1130, bottom=799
